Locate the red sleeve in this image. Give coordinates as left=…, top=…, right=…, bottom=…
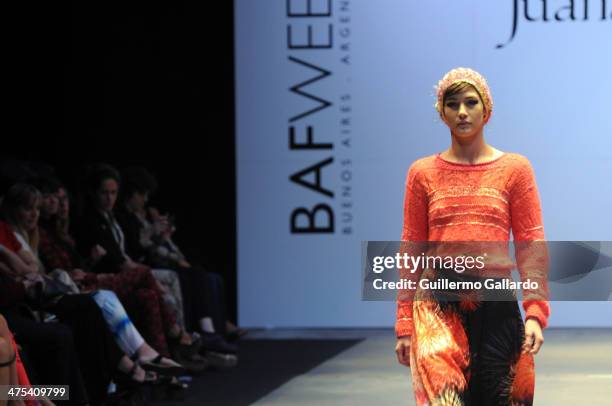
left=510, top=158, right=550, bottom=329
left=0, top=222, right=22, bottom=253
left=395, top=162, right=429, bottom=338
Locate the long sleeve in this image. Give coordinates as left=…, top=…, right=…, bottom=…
left=75, top=210, right=126, bottom=273
left=395, top=163, right=429, bottom=338
left=510, top=158, right=550, bottom=328
left=115, top=208, right=147, bottom=262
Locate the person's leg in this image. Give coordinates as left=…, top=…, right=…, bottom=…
left=4, top=311, right=89, bottom=406
left=123, top=287, right=170, bottom=356
left=171, top=267, right=198, bottom=333
left=94, top=266, right=190, bottom=353
left=151, top=269, right=185, bottom=331
left=92, top=290, right=145, bottom=357
left=96, top=267, right=179, bottom=336
left=475, top=300, right=534, bottom=405
left=90, top=290, right=182, bottom=371
left=410, top=296, right=471, bottom=405
left=202, top=271, right=228, bottom=336
left=94, top=268, right=197, bottom=370
left=171, top=264, right=217, bottom=335
left=181, top=269, right=239, bottom=355
left=50, top=294, right=124, bottom=405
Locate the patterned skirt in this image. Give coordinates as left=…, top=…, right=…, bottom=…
left=409, top=270, right=535, bottom=405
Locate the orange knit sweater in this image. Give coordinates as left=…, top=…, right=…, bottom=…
left=395, top=152, right=550, bottom=338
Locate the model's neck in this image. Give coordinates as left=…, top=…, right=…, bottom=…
left=446, top=132, right=494, bottom=164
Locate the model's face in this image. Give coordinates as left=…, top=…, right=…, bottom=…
left=57, top=187, right=70, bottom=219
left=40, top=190, right=59, bottom=218
left=442, top=87, right=488, bottom=139
left=96, top=179, right=119, bottom=212
left=17, top=196, right=41, bottom=232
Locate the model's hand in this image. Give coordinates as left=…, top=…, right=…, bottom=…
left=395, top=336, right=411, bottom=367
left=523, top=318, right=544, bottom=354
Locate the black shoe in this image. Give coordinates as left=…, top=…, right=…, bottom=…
left=203, top=351, right=238, bottom=369
left=199, top=332, right=238, bottom=354
left=115, top=362, right=161, bottom=389
left=225, top=328, right=248, bottom=342
left=169, top=345, right=209, bottom=375
left=139, top=355, right=186, bottom=377
left=168, top=332, right=202, bottom=359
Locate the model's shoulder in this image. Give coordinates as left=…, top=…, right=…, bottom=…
left=404, top=155, right=437, bottom=187
left=501, top=152, right=533, bottom=169
left=500, top=153, right=538, bottom=190
left=408, top=154, right=438, bottom=173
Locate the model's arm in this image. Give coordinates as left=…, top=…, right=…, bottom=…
left=396, top=163, right=429, bottom=338
left=510, top=158, right=549, bottom=353
left=395, top=163, right=429, bottom=367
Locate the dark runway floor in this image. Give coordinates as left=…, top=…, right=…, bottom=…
left=147, top=338, right=362, bottom=406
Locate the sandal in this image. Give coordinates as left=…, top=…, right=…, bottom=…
left=116, top=361, right=159, bottom=387
left=139, top=354, right=185, bottom=377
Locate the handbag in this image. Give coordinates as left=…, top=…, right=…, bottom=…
left=25, top=269, right=80, bottom=308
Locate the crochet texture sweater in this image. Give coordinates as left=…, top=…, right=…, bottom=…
left=395, top=152, right=551, bottom=337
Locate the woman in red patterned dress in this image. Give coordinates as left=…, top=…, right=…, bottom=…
left=394, top=68, right=550, bottom=405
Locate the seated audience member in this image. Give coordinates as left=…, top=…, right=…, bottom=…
left=116, top=167, right=243, bottom=356
left=0, top=230, right=89, bottom=405
left=71, top=164, right=205, bottom=369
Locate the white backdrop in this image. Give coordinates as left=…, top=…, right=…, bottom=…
left=235, top=0, right=612, bottom=328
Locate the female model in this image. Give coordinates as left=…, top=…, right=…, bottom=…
left=394, top=67, right=550, bottom=405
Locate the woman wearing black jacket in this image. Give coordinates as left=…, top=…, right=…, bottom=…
left=73, top=164, right=202, bottom=366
